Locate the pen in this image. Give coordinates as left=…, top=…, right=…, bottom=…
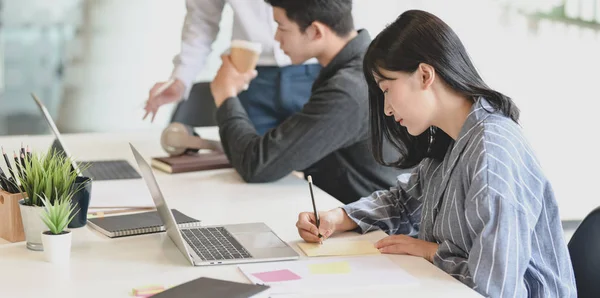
left=307, top=175, right=323, bottom=242
left=143, top=78, right=176, bottom=122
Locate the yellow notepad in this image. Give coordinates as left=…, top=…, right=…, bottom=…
left=297, top=240, right=381, bottom=257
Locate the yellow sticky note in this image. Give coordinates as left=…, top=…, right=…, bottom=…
left=297, top=240, right=380, bottom=257
left=131, top=285, right=165, bottom=297
left=308, top=261, right=352, bottom=274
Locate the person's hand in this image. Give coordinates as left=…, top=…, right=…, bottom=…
left=296, top=211, right=339, bottom=243
left=375, top=234, right=439, bottom=262
left=143, top=79, right=185, bottom=122
left=210, top=55, right=258, bottom=108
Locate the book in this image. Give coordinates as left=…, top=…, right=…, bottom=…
left=151, top=152, right=231, bottom=174
left=151, top=277, right=270, bottom=298
left=87, top=209, right=200, bottom=238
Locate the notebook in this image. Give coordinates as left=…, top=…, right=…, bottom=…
left=151, top=152, right=231, bottom=174
left=151, top=277, right=270, bottom=298
left=87, top=209, right=200, bottom=238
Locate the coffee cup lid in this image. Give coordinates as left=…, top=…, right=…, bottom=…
left=231, top=40, right=262, bottom=54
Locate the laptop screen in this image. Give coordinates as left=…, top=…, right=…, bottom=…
left=129, top=143, right=195, bottom=265
left=31, top=93, right=82, bottom=176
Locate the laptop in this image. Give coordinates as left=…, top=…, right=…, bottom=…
left=32, top=94, right=141, bottom=181
left=129, top=143, right=299, bottom=266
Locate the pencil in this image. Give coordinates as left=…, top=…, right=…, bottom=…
left=0, top=173, right=8, bottom=191
left=88, top=208, right=155, bottom=217
left=20, top=153, right=27, bottom=180
left=19, top=149, right=25, bottom=168
left=307, top=175, right=323, bottom=241
left=14, top=151, right=23, bottom=179
left=88, top=206, right=156, bottom=210
left=1, top=146, right=15, bottom=180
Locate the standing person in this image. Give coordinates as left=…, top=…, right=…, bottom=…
left=296, top=10, right=576, bottom=298
left=143, top=0, right=321, bottom=135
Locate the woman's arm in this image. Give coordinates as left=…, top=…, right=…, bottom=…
left=340, top=163, right=425, bottom=235
left=296, top=163, right=425, bottom=243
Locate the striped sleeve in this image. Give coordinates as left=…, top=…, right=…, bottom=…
left=434, top=135, right=532, bottom=297
left=341, top=164, right=424, bottom=235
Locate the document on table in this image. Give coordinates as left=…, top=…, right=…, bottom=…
left=238, top=255, right=419, bottom=295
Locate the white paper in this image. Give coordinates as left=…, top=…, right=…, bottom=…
left=88, top=179, right=154, bottom=208
left=238, top=255, right=419, bottom=296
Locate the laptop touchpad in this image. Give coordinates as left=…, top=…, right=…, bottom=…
left=235, top=232, right=288, bottom=249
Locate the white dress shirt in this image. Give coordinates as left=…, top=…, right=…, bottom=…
left=171, top=0, right=318, bottom=97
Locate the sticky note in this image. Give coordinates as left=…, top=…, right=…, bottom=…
left=252, top=269, right=302, bottom=283
left=297, top=240, right=380, bottom=257
left=132, top=285, right=165, bottom=297
left=308, top=261, right=352, bottom=274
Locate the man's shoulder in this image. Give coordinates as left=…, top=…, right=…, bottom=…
left=313, top=63, right=367, bottom=99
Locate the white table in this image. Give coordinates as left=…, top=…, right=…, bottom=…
left=0, top=129, right=482, bottom=298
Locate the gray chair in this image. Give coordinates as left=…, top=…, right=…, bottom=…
left=568, top=206, right=600, bottom=298
left=170, top=82, right=217, bottom=127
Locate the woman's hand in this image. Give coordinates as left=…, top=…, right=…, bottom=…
left=296, top=208, right=358, bottom=243
left=375, top=234, right=439, bottom=262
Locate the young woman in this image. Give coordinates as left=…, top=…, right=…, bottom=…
left=295, top=10, right=576, bottom=297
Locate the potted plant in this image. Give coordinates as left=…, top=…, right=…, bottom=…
left=16, top=148, right=80, bottom=251
left=39, top=193, right=77, bottom=264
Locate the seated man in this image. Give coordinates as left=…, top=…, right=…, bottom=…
left=209, top=0, right=409, bottom=204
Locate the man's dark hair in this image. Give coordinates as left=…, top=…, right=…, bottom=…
left=265, top=0, right=354, bottom=37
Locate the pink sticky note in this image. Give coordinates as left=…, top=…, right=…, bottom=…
left=252, top=269, right=302, bottom=283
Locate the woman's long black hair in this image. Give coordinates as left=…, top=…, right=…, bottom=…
left=364, top=10, right=519, bottom=169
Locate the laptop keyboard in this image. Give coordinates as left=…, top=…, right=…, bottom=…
left=80, top=160, right=141, bottom=181
left=181, top=227, right=253, bottom=261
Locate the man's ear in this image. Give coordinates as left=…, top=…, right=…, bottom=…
left=418, top=63, right=435, bottom=89
left=306, top=21, right=326, bottom=41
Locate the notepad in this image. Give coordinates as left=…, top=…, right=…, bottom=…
left=297, top=240, right=380, bottom=257
left=87, top=209, right=200, bottom=238
left=149, top=277, right=269, bottom=298
left=151, top=152, right=231, bottom=174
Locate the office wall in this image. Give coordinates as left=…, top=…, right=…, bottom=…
left=51, top=0, right=600, bottom=219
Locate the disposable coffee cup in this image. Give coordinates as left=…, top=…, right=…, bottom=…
left=230, top=40, right=262, bottom=73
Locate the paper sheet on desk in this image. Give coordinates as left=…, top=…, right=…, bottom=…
left=88, top=180, right=154, bottom=208
left=297, top=240, right=380, bottom=257
left=239, top=255, right=418, bottom=295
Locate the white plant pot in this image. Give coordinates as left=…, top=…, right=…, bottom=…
left=41, top=230, right=72, bottom=264
left=18, top=199, right=47, bottom=251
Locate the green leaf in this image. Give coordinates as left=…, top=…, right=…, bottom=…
left=38, top=192, right=77, bottom=235
left=15, top=147, right=86, bottom=208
